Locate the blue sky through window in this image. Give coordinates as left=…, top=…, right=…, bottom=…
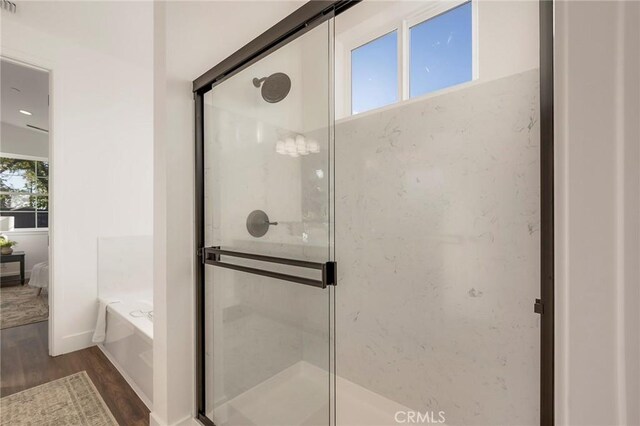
left=410, top=2, right=472, bottom=98
left=351, top=31, right=398, bottom=115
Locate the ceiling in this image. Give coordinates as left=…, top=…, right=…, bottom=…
left=2, top=1, right=153, bottom=69
left=1, top=59, right=49, bottom=131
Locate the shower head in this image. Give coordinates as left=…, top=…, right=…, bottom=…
left=1, top=0, right=16, bottom=13
left=252, top=72, right=291, bottom=103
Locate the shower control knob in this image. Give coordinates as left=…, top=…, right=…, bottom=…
left=246, top=210, right=278, bottom=238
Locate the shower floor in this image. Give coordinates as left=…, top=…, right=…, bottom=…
left=212, top=361, right=410, bottom=426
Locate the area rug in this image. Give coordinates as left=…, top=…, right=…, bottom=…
left=0, top=371, right=118, bottom=425
left=0, top=285, right=48, bottom=329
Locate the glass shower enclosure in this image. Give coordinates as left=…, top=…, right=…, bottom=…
left=196, top=14, right=337, bottom=426
left=194, top=1, right=553, bottom=425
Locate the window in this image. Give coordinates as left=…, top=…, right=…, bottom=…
left=0, top=157, right=49, bottom=229
left=410, top=2, right=473, bottom=98
left=345, top=1, right=474, bottom=116
left=351, top=31, right=398, bottom=115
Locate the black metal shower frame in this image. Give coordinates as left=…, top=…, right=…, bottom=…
left=192, top=1, right=555, bottom=425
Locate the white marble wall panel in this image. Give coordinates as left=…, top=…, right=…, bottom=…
left=334, top=69, right=541, bottom=425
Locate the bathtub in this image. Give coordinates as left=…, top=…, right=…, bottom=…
left=98, top=299, right=153, bottom=409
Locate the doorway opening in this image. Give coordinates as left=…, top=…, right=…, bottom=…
left=0, top=57, right=51, bottom=336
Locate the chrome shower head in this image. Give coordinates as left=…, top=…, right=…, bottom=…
left=253, top=72, right=291, bottom=103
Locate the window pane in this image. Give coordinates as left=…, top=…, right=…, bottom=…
left=36, top=196, right=48, bottom=211
left=0, top=194, right=35, bottom=210
left=0, top=158, right=48, bottom=228
left=351, top=31, right=398, bottom=114
left=36, top=177, right=48, bottom=195
left=0, top=195, right=11, bottom=210
left=0, top=158, right=36, bottom=193
left=410, top=2, right=472, bottom=98
left=36, top=161, right=49, bottom=178
left=0, top=212, right=36, bottom=229
left=37, top=211, right=48, bottom=228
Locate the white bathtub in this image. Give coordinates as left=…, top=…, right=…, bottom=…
left=98, top=299, right=153, bottom=409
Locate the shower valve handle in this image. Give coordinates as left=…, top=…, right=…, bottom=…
left=247, top=210, right=277, bottom=238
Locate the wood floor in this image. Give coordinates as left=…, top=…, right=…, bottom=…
left=0, top=321, right=150, bottom=425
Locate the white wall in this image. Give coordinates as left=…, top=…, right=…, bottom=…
left=555, top=1, right=640, bottom=425
left=1, top=2, right=154, bottom=355
left=476, top=0, right=538, bottom=82
left=1, top=122, right=48, bottom=158
left=98, top=235, right=153, bottom=302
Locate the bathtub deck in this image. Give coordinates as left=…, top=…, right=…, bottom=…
left=0, top=321, right=150, bottom=426
left=102, top=301, right=154, bottom=408
left=106, top=299, right=153, bottom=340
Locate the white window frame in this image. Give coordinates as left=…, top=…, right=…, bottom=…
left=341, top=0, right=478, bottom=117
left=0, top=152, right=49, bottom=232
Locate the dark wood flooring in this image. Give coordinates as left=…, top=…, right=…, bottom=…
left=1, top=321, right=150, bottom=425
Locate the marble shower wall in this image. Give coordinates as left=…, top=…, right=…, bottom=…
left=334, top=69, right=541, bottom=425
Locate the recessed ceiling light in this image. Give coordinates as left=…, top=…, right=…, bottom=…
left=19, top=110, right=32, bottom=116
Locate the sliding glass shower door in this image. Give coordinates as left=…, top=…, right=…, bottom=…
left=200, top=19, right=335, bottom=426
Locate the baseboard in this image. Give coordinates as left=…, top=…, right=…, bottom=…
left=150, top=412, right=199, bottom=426
left=54, top=330, right=94, bottom=355
left=177, top=416, right=200, bottom=426
left=149, top=412, right=164, bottom=426
left=97, top=344, right=153, bottom=410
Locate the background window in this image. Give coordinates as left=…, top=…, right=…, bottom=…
left=0, top=158, right=49, bottom=229
left=410, top=2, right=472, bottom=98
left=351, top=31, right=398, bottom=115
